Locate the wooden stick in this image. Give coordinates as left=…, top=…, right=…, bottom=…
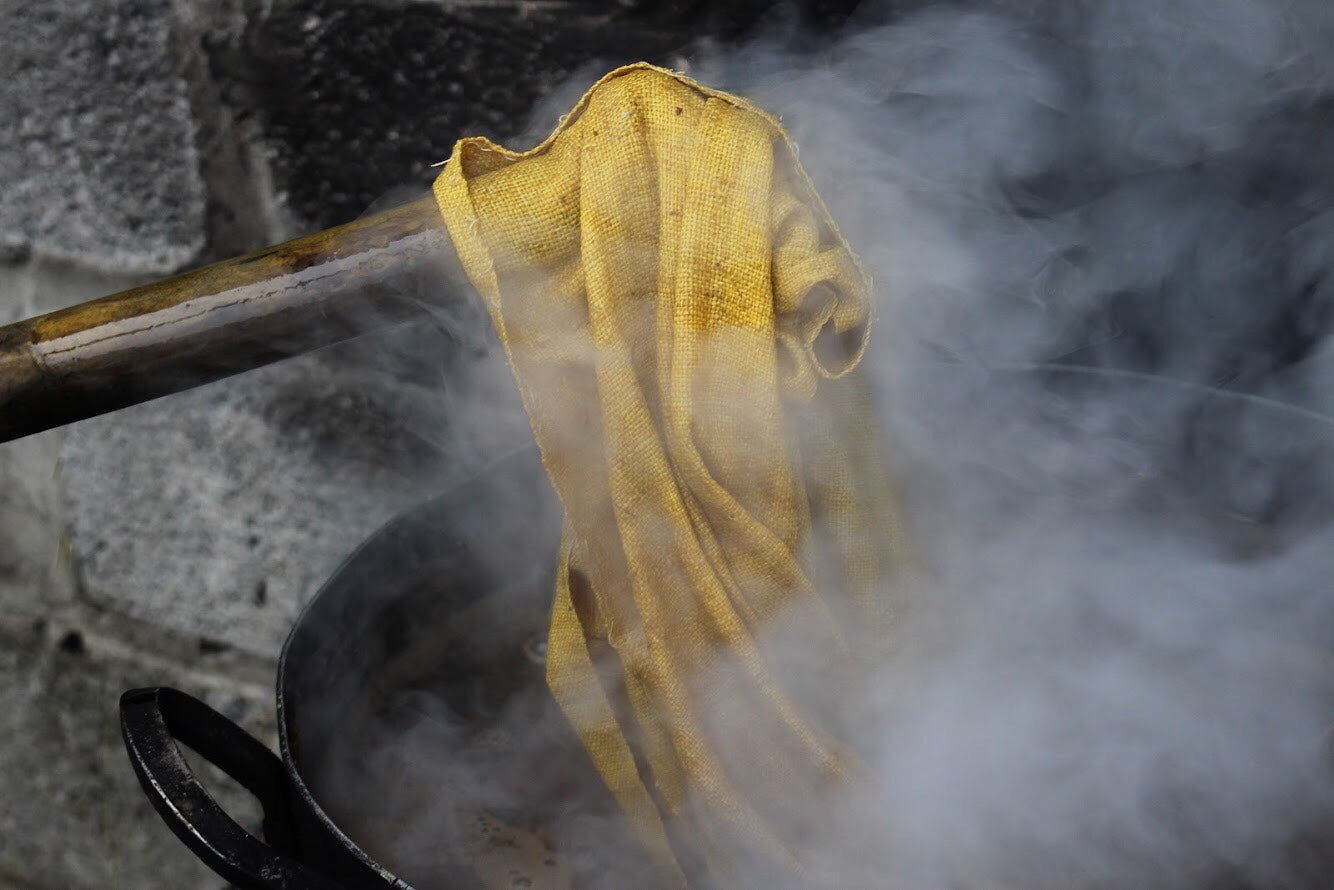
left=0, top=196, right=460, bottom=442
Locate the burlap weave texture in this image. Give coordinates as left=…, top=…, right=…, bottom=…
left=433, top=63, right=912, bottom=887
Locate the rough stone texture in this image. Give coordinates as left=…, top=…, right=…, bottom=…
left=0, top=1, right=206, bottom=273
left=214, top=0, right=727, bottom=230
left=61, top=335, right=484, bottom=657
left=0, top=614, right=271, bottom=890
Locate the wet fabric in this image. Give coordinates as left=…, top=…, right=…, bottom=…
left=433, top=63, right=913, bottom=887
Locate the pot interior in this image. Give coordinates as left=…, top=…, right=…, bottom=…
left=277, top=447, right=656, bottom=889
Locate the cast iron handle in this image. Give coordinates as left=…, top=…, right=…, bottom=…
left=120, top=686, right=340, bottom=889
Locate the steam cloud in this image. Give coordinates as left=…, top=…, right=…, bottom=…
left=314, top=3, right=1334, bottom=888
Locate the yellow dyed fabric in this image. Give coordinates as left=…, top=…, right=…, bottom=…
left=433, top=63, right=912, bottom=887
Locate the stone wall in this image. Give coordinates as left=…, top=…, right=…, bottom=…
left=0, top=1, right=817, bottom=886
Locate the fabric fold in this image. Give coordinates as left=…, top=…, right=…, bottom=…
left=433, top=63, right=914, bottom=887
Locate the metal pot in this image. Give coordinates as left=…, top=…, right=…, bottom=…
left=120, top=446, right=636, bottom=889
left=118, top=367, right=1334, bottom=889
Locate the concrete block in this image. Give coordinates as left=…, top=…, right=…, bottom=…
left=57, top=324, right=520, bottom=658
left=214, top=0, right=718, bottom=230
left=0, top=616, right=272, bottom=890
left=0, top=1, right=205, bottom=274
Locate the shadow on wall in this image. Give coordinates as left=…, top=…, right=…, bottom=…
left=211, top=0, right=860, bottom=232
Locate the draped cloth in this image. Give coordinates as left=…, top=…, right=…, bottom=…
left=433, top=64, right=914, bottom=887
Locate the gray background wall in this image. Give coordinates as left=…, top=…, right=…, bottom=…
left=0, top=1, right=838, bottom=886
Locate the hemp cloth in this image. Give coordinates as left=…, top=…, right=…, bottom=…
left=433, top=63, right=912, bottom=887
